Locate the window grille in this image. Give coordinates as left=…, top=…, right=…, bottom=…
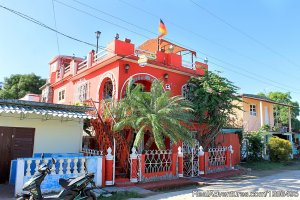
left=75, top=80, right=89, bottom=102
left=103, top=79, right=113, bottom=100
left=181, top=84, right=194, bottom=101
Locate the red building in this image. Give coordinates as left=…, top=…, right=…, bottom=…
left=42, top=37, right=207, bottom=105
left=42, top=36, right=239, bottom=183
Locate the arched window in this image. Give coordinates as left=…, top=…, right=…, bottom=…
left=181, top=84, right=194, bottom=101
left=103, top=79, right=113, bottom=99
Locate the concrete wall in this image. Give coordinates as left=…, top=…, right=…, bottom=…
left=0, top=113, right=83, bottom=153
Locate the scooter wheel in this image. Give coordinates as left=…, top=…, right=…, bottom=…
left=17, top=197, right=31, bottom=200
left=86, top=191, right=97, bottom=200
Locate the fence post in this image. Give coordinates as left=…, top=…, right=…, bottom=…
left=130, top=147, right=138, bottom=183
left=227, top=145, right=234, bottom=169
left=178, top=146, right=183, bottom=177
left=172, top=152, right=177, bottom=176
left=198, top=146, right=205, bottom=175
left=14, top=159, right=25, bottom=196
left=204, top=152, right=209, bottom=174
left=105, top=147, right=114, bottom=185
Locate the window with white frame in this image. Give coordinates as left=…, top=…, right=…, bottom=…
left=75, top=80, right=89, bottom=102
left=250, top=104, right=257, bottom=116
left=58, top=88, right=66, bottom=102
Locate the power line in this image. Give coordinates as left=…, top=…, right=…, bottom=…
left=189, top=0, right=300, bottom=69
left=118, top=0, right=299, bottom=80
left=51, top=0, right=61, bottom=55
left=117, top=0, right=300, bottom=86
left=0, top=3, right=112, bottom=52
left=54, top=0, right=152, bottom=40
left=2, top=3, right=300, bottom=95
left=70, top=0, right=157, bottom=36
left=201, top=57, right=300, bottom=95
left=53, top=0, right=300, bottom=93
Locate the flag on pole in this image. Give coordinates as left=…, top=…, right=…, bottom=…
left=158, top=19, right=167, bottom=37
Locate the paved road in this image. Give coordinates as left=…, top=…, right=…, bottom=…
left=130, top=170, right=300, bottom=200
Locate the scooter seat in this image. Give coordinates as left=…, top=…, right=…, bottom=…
left=59, top=178, right=74, bottom=188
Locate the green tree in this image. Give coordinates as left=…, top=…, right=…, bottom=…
left=112, top=79, right=194, bottom=150
left=257, top=91, right=300, bottom=131
left=0, top=73, right=46, bottom=99
left=187, top=70, right=242, bottom=148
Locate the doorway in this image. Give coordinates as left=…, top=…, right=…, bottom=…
left=0, top=126, right=35, bottom=183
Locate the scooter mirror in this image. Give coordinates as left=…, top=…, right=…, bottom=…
left=84, top=161, right=87, bottom=172
left=41, top=153, right=44, bottom=160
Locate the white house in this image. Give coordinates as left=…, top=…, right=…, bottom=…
left=0, top=99, right=97, bottom=184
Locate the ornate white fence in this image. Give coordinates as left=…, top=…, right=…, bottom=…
left=208, top=147, right=227, bottom=167
left=144, top=150, right=172, bottom=173
left=182, top=140, right=200, bottom=177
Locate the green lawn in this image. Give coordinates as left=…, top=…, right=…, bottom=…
left=241, top=159, right=300, bottom=170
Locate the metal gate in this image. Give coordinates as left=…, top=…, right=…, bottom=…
left=182, top=140, right=200, bottom=177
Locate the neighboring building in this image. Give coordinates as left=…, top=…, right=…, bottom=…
left=19, top=93, right=41, bottom=102
left=0, top=99, right=96, bottom=184
left=231, top=94, right=275, bottom=132
left=0, top=81, right=3, bottom=89
left=231, top=94, right=300, bottom=159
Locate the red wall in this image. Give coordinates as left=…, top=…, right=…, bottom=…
left=215, top=133, right=240, bottom=165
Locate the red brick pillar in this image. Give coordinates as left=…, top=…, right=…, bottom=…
left=130, top=147, right=138, bottom=183
left=178, top=146, right=183, bottom=177
left=198, top=146, right=205, bottom=175
left=105, top=147, right=114, bottom=186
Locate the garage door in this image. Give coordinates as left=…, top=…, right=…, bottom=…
left=0, top=127, right=35, bottom=183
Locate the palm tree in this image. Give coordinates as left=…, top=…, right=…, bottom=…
left=112, top=79, right=195, bottom=150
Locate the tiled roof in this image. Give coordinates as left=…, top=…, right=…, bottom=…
left=241, top=94, right=276, bottom=104
left=0, top=99, right=97, bottom=119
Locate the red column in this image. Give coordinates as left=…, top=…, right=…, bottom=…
left=178, top=146, right=183, bottom=177
left=102, top=156, right=106, bottom=187
left=130, top=147, right=138, bottom=183
left=105, top=147, right=113, bottom=186
left=204, top=152, right=209, bottom=174
left=198, top=146, right=205, bottom=175
left=140, top=155, right=145, bottom=178
left=171, top=153, right=177, bottom=176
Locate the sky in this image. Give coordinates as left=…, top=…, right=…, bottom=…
left=0, top=0, right=300, bottom=103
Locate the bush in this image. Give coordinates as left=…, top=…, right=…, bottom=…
left=246, top=131, right=264, bottom=161
left=268, top=136, right=292, bottom=161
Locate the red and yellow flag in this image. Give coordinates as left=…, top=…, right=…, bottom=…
left=158, top=19, right=167, bottom=37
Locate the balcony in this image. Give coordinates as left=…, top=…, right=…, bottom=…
left=55, top=38, right=208, bottom=82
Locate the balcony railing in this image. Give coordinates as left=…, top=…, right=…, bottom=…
left=94, top=50, right=108, bottom=63
left=182, top=60, right=195, bottom=69
left=78, top=60, right=87, bottom=70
